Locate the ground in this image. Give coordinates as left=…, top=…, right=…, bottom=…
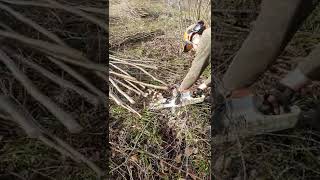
left=213, top=1, right=320, bottom=179
left=0, top=1, right=106, bottom=179
left=110, top=0, right=320, bottom=179
left=109, top=0, right=211, bottom=179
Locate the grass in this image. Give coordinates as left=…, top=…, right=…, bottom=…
left=109, top=0, right=211, bottom=179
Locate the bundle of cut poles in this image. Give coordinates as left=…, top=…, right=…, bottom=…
left=109, top=54, right=168, bottom=117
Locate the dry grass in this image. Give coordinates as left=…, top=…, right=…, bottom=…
left=109, top=0, right=211, bottom=179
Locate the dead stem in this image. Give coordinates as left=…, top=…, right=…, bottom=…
left=0, top=49, right=83, bottom=133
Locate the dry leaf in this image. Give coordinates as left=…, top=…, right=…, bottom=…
left=175, top=153, right=182, bottom=163
left=185, top=147, right=193, bottom=157
left=193, top=147, right=198, bottom=154
left=130, top=154, right=139, bottom=162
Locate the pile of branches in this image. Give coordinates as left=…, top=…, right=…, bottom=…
left=109, top=54, right=168, bottom=117
left=0, top=0, right=107, bottom=177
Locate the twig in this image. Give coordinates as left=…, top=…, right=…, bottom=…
left=51, top=135, right=104, bottom=177
left=48, top=54, right=108, bottom=73
left=212, top=9, right=258, bottom=14
left=110, top=60, right=158, bottom=70
left=124, top=80, right=145, bottom=95
left=0, top=95, right=41, bottom=138
left=76, top=6, right=107, bottom=15
left=29, top=169, right=57, bottom=180
left=109, top=55, right=155, bottom=63
left=110, top=78, right=136, bottom=104
left=111, top=144, right=203, bottom=180
left=110, top=71, right=137, bottom=81
left=6, top=50, right=100, bottom=105
left=39, top=135, right=79, bottom=162
left=0, top=22, right=14, bottom=32
left=126, top=79, right=168, bottom=90
left=0, top=49, right=82, bottom=133
left=121, top=62, right=167, bottom=86
left=109, top=63, right=135, bottom=78
left=42, top=0, right=107, bottom=31
left=0, top=98, right=103, bottom=177
left=113, top=78, right=141, bottom=95
left=0, top=0, right=107, bottom=15
left=110, top=114, right=153, bottom=174
left=0, top=112, right=11, bottom=120
left=48, top=57, right=107, bottom=104
left=9, top=172, right=26, bottom=180
left=109, top=92, right=141, bottom=117
left=0, top=2, right=66, bottom=46
left=236, top=137, right=247, bottom=180
left=0, top=30, right=88, bottom=62
left=109, top=56, right=157, bottom=69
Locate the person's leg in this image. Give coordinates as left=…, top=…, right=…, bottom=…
left=296, top=44, right=320, bottom=81
left=198, top=75, right=211, bottom=90
left=263, top=44, right=320, bottom=115
left=179, top=28, right=211, bottom=91
left=222, top=0, right=318, bottom=94
left=279, top=44, right=320, bottom=91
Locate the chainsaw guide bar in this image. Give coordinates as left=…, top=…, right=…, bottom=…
left=148, top=91, right=205, bottom=110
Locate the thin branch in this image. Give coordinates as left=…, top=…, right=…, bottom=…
left=0, top=50, right=82, bottom=133
left=1, top=47, right=100, bottom=106
left=113, top=78, right=141, bottom=96
left=109, top=55, right=155, bottom=63
left=111, top=61, right=166, bottom=86
left=51, top=135, right=104, bottom=177
left=124, top=80, right=146, bottom=95
left=110, top=71, right=137, bottom=81
left=126, top=79, right=168, bottom=90
left=110, top=60, right=158, bottom=70
left=0, top=95, right=41, bottom=138
left=42, top=0, right=107, bottom=31
left=109, top=92, right=141, bottom=117
left=39, top=135, right=79, bottom=162
left=0, top=30, right=88, bottom=62
left=0, top=0, right=107, bottom=15
left=110, top=63, right=133, bottom=77
left=124, top=62, right=167, bottom=86
left=48, top=57, right=108, bottom=104
left=0, top=2, right=66, bottom=46
left=236, top=137, right=247, bottom=180
left=75, top=6, right=107, bottom=15
left=0, top=97, right=103, bottom=176
left=48, top=54, right=108, bottom=73
left=110, top=78, right=135, bottom=104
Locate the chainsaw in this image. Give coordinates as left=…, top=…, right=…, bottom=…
left=148, top=88, right=206, bottom=110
